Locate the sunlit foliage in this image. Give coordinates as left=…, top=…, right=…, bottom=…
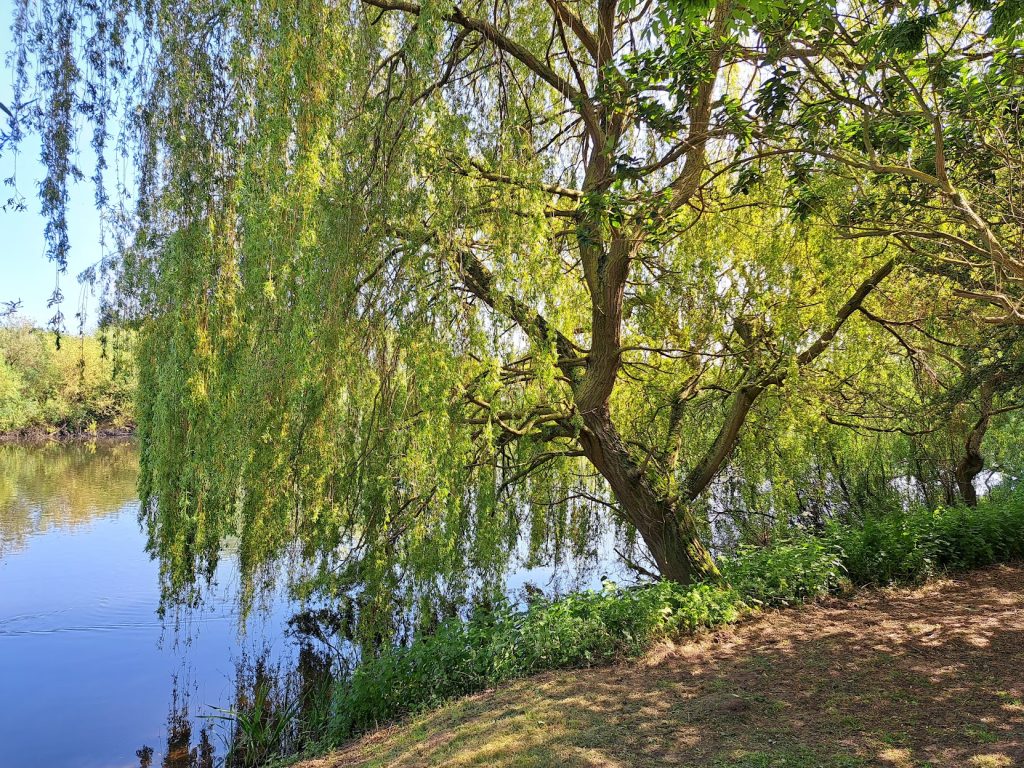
left=8, top=0, right=1023, bottom=642
left=0, top=321, right=135, bottom=434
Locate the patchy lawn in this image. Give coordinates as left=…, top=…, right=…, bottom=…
left=298, top=564, right=1024, bottom=768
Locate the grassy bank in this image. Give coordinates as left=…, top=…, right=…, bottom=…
left=0, top=427, right=136, bottom=442
left=216, top=494, right=1024, bottom=768
left=316, top=498, right=1024, bottom=747
left=299, top=563, right=1024, bottom=768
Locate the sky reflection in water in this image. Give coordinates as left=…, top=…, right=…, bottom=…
left=0, top=441, right=293, bottom=768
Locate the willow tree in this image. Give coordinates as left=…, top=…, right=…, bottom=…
left=747, top=0, right=1024, bottom=323
left=12, top=0, right=902, bottom=619
left=724, top=0, right=1024, bottom=512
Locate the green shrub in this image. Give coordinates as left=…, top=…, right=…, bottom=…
left=832, top=496, right=1024, bottom=586
left=829, top=512, right=934, bottom=585
left=721, top=537, right=846, bottom=607
left=330, top=579, right=746, bottom=740
left=0, top=360, right=38, bottom=432
left=323, top=494, right=1024, bottom=747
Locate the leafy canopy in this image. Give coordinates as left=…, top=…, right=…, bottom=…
left=8, top=0, right=1022, bottom=638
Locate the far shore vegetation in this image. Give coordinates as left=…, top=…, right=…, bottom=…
left=0, top=321, right=135, bottom=437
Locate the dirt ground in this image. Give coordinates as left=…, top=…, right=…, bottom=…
left=298, top=564, right=1024, bottom=768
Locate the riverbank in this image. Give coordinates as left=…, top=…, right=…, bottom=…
left=0, top=426, right=135, bottom=443
left=295, top=563, right=1024, bottom=768
left=256, top=497, right=1022, bottom=761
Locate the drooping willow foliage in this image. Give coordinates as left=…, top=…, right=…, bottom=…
left=10, top=0, right=1024, bottom=641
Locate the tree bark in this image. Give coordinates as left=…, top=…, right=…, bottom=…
left=578, top=404, right=720, bottom=583
left=954, top=382, right=995, bottom=507
left=954, top=451, right=982, bottom=507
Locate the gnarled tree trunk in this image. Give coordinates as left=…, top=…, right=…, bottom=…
left=955, top=382, right=996, bottom=507
left=578, top=404, right=719, bottom=583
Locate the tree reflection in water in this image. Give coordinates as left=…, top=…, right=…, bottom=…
left=137, top=641, right=335, bottom=768
left=137, top=681, right=215, bottom=768
left=0, top=440, right=138, bottom=557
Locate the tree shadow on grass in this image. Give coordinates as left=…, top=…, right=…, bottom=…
left=314, top=564, right=1024, bottom=768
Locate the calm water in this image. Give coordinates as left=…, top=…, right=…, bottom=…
left=0, top=441, right=294, bottom=768
left=0, top=441, right=623, bottom=768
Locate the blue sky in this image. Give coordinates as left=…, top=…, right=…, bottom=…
left=1, top=0, right=107, bottom=330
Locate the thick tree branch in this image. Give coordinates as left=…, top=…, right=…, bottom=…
left=455, top=157, right=584, bottom=199
left=544, top=0, right=599, bottom=61
left=454, top=246, right=583, bottom=373
left=682, top=258, right=896, bottom=499
left=663, top=0, right=733, bottom=213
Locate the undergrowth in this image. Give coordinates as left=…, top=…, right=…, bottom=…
left=325, top=494, right=1024, bottom=744
left=233, top=493, right=1024, bottom=764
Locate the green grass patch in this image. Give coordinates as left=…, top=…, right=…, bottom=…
left=321, top=493, right=1024, bottom=746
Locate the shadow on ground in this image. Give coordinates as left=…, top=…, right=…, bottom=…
left=303, top=564, right=1024, bottom=768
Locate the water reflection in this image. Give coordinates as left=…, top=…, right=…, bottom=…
left=0, top=440, right=295, bottom=768
left=130, top=643, right=335, bottom=768
left=0, top=441, right=621, bottom=767
left=136, top=684, right=215, bottom=768
left=0, top=440, right=139, bottom=557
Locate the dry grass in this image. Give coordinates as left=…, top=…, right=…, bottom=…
left=296, top=564, right=1024, bottom=768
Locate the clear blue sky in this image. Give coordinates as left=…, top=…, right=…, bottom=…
left=1, top=0, right=107, bottom=331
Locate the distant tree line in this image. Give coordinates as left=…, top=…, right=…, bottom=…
left=0, top=321, right=134, bottom=435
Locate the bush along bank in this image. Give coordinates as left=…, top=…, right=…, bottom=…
left=244, top=494, right=1024, bottom=763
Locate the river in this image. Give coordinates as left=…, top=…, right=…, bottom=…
left=0, top=441, right=295, bottom=768
left=0, top=440, right=621, bottom=768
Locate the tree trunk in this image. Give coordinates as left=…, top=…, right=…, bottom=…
left=954, top=453, right=982, bottom=507
left=954, top=382, right=995, bottom=508
left=578, top=405, right=719, bottom=584
left=642, top=504, right=721, bottom=584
